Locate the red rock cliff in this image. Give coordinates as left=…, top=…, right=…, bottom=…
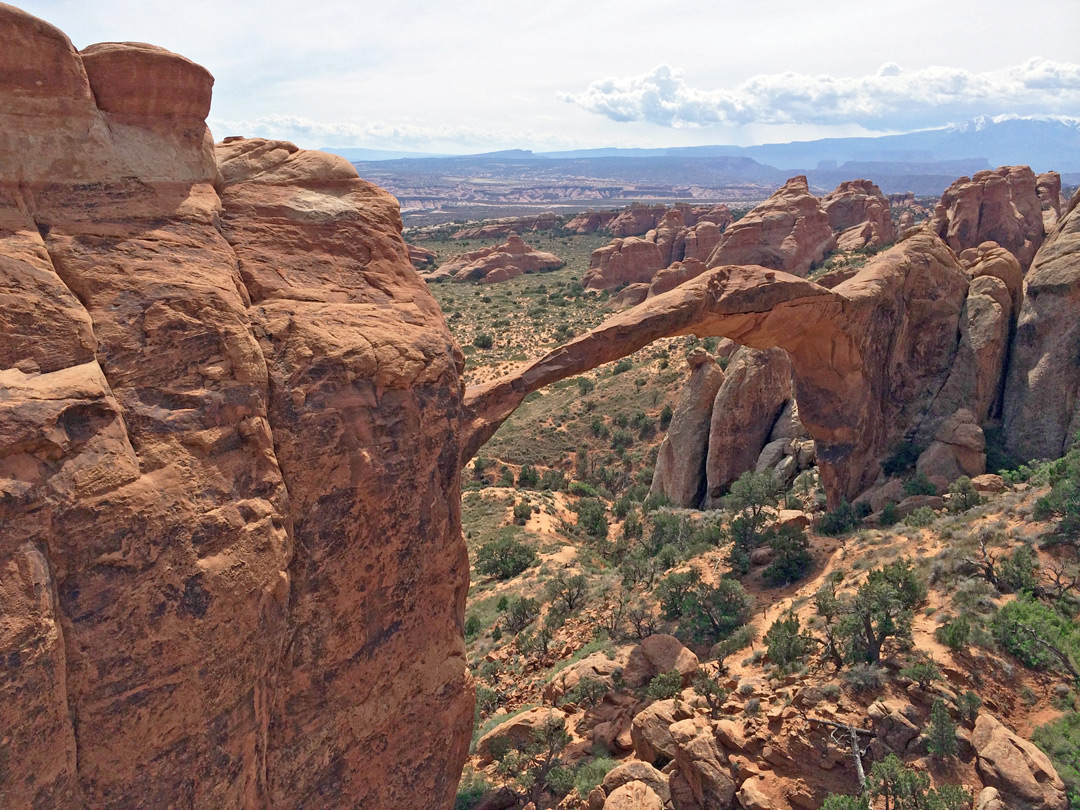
left=0, top=5, right=470, bottom=808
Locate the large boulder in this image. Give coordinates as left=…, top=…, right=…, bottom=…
left=475, top=708, right=560, bottom=763
left=610, top=202, right=668, bottom=237
left=1036, top=172, right=1063, bottom=231
left=604, top=781, right=665, bottom=810
left=1003, top=188, right=1080, bottom=461
left=631, top=700, right=680, bottom=764
left=602, top=762, right=672, bottom=806
left=972, top=714, right=1067, bottom=810
left=707, top=176, right=837, bottom=277
left=429, top=233, right=563, bottom=282
left=704, top=348, right=792, bottom=505
left=916, top=408, right=986, bottom=485
left=624, top=634, right=700, bottom=688
left=821, top=179, right=897, bottom=251
left=928, top=166, right=1045, bottom=270
left=543, top=649, right=629, bottom=704
left=650, top=350, right=726, bottom=507
left=669, top=719, right=737, bottom=810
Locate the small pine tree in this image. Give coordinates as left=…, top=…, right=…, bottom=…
left=926, top=698, right=959, bottom=760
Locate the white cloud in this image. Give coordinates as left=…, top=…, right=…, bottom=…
left=561, top=59, right=1080, bottom=130
left=206, top=114, right=584, bottom=153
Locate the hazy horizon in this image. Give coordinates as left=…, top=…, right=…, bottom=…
left=18, top=0, right=1080, bottom=154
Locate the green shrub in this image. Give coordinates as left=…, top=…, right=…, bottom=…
left=819, top=500, right=857, bottom=536
left=513, top=500, right=533, bottom=525
left=502, top=596, right=540, bottom=633
left=545, top=572, right=588, bottom=613
left=574, top=498, right=608, bottom=537
left=763, top=526, right=813, bottom=586
left=882, top=441, right=922, bottom=476
left=935, top=616, right=971, bottom=651
left=656, top=569, right=702, bottom=619
left=454, top=769, right=491, bottom=810
left=1033, top=442, right=1080, bottom=547
left=692, top=668, right=730, bottom=718
left=518, top=465, right=541, bottom=488
left=947, top=476, right=983, bottom=513
left=992, top=597, right=1080, bottom=677
left=573, top=758, right=618, bottom=798
left=904, top=506, right=936, bottom=528
left=845, top=663, right=885, bottom=694
left=540, top=469, right=566, bottom=491
left=562, top=676, right=609, bottom=709
left=576, top=377, right=596, bottom=396
left=681, top=578, right=753, bottom=645
left=613, top=358, right=633, bottom=374
left=926, top=698, right=958, bottom=760
left=473, top=333, right=494, bottom=349
left=998, top=545, right=1039, bottom=594
left=1031, top=712, right=1080, bottom=810
left=900, top=654, right=942, bottom=689
left=568, top=481, right=598, bottom=497
left=903, top=471, right=937, bottom=497
left=645, top=669, right=684, bottom=700
left=476, top=534, right=537, bottom=579
left=660, top=404, right=674, bottom=429
left=879, top=501, right=899, bottom=527
left=465, top=615, right=482, bottom=637
left=956, top=690, right=982, bottom=726
left=764, top=614, right=814, bottom=669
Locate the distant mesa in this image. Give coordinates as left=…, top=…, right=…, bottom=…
left=427, top=233, right=564, bottom=282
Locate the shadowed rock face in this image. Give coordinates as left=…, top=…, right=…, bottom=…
left=1, top=7, right=470, bottom=809
left=1003, top=188, right=1080, bottom=461
left=464, top=231, right=970, bottom=504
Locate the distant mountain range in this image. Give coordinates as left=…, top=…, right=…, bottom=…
left=325, top=116, right=1080, bottom=175
left=326, top=117, right=1079, bottom=217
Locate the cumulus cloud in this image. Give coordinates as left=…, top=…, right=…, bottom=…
left=561, top=59, right=1080, bottom=130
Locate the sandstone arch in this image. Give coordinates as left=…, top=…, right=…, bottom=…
left=464, top=231, right=971, bottom=504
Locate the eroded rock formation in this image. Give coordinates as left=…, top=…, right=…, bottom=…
left=821, top=179, right=896, bottom=251
left=1, top=7, right=469, bottom=808
left=1003, top=187, right=1080, bottom=460
left=928, top=166, right=1046, bottom=270
left=705, top=176, right=836, bottom=276
left=429, top=233, right=563, bottom=282
left=649, top=349, right=725, bottom=507
left=584, top=205, right=734, bottom=290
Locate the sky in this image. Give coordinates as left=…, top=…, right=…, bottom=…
left=19, top=0, right=1080, bottom=153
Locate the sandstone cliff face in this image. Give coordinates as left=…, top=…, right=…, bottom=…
left=929, top=166, right=1046, bottom=270
left=0, top=7, right=470, bottom=809
left=649, top=349, right=725, bottom=507
left=583, top=237, right=666, bottom=290
left=821, top=179, right=896, bottom=251
left=1003, top=188, right=1080, bottom=460
left=705, top=176, right=836, bottom=276
left=429, top=232, right=563, bottom=282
